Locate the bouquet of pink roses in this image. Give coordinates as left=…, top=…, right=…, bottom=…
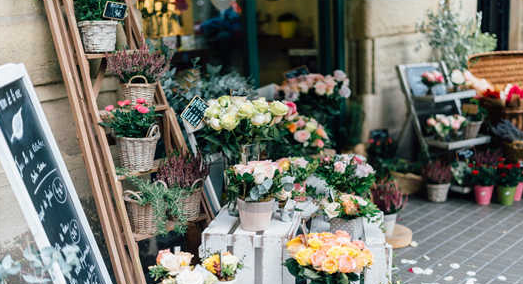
left=421, top=70, right=444, bottom=87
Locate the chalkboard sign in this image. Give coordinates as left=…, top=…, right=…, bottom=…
left=0, top=64, right=112, bottom=284
left=181, top=96, right=208, bottom=128
left=406, top=66, right=440, bottom=97
left=103, top=1, right=127, bottom=20
left=457, top=148, right=475, bottom=161
left=283, top=65, right=309, bottom=80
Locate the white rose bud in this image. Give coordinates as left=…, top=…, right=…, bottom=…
left=269, top=101, right=289, bottom=116
left=252, top=97, right=269, bottom=113
left=251, top=113, right=266, bottom=126
left=220, top=113, right=238, bottom=131
left=209, top=118, right=221, bottom=131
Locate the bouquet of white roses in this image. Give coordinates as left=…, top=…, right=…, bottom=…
left=426, top=114, right=467, bottom=141
left=200, top=95, right=289, bottom=163
left=226, top=160, right=282, bottom=202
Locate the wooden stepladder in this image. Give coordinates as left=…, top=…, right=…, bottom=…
left=42, top=1, right=214, bottom=284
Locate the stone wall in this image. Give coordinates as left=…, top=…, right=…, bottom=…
left=0, top=0, right=118, bottom=264
left=346, top=0, right=478, bottom=141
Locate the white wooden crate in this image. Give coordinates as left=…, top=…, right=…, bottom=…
left=200, top=209, right=301, bottom=284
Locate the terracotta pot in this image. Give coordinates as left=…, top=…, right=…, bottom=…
left=426, top=183, right=451, bottom=202
left=474, top=185, right=494, bottom=205
left=237, top=198, right=274, bottom=231
left=383, top=213, right=397, bottom=237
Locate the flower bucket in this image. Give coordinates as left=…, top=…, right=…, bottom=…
left=240, top=143, right=261, bottom=164
left=77, top=20, right=117, bottom=53
left=497, top=186, right=517, bottom=206
left=474, top=185, right=494, bottom=205
left=121, top=75, right=157, bottom=105
left=515, top=182, right=523, bottom=201
left=383, top=213, right=397, bottom=237
left=180, top=179, right=205, bottom=221
left=390, top=171, right=423, bottom=195
left=117, top=125, right=160, bottom=172
left=123, top=181, right=167, bottom=235
left=237, top=198, right=274, bottom=232
left=426, top=183, right=450, bottom=203
left=330, top=217, right=364, bottom=241
left=464, top=120, right=483, bottom=139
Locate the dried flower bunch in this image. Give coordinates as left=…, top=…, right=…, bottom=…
left=156, top=153, right=209, bottom=191
left=491, top=120, right=523, bottom=142
left=423, top=160, right=452, bottom=184
left=371, top=179, right=407, bottom=215
left=107, top=44, right=169, bottom=83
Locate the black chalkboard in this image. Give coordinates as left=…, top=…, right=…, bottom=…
left=283, top=65, right=310, bottom=80
left=181, top=96, right=208, bottom=128
left=0, top=65, right=112, bottom=284
left=103, top=1, right=127, bottom=20
left=406, top=66, right=440, bottom=97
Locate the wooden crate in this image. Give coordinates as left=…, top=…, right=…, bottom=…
left=200, top=209, right=301, bottom=284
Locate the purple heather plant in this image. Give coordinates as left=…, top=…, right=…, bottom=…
left=156, top=152, right=209, bottom=192
left=423, top=160, right=452, bottom=184
left=371, top=179, right=407, bottom=215
left=107, top=44, right=169, bottom=84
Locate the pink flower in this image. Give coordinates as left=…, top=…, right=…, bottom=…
left=294, top=130, right=311, bottom=143
left=118, top=100, right=131, bottom=107
left=352, top=240, right=365, bottom=250
left=234, top=164, right=254, bottom=176
left=313, top=139, right=325, bottom=148
left=298, top=82, right=309, bottom=93
left=136, top=105, right=150, bottom=114
left=136, top=98, right=146, bottom=104
left=451, top=119, right=461, bottom=130
left=333, top=161, right=346, bottom=173
left=338, top=255, right=357, bottom=273
left=285, top=101, right=297, bottom=115
left=105, top=105, right=115, bottom=112
left=333, top=70, right=347, bottom=82
left=339, top=86, right=351, bottom=98
left=426, top=117, right=437, bottom=127
left=296, top=118, right=306, bottom=128
left=156, top=249, right=172, bottom=265
left=315, top=82, right=327, bottom=95
left=134, top=104, right=142, bottom=110
left=310, top=250, right=327, bottom=268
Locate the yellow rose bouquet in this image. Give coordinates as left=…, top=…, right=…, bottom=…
left=284, top=231, right=373, bottom=284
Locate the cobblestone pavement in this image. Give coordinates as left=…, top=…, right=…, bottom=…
left=393, top=194, right=523, bottom=284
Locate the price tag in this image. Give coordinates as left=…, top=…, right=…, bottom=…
left=181, top=96, right=208, bottom=128
left=103, top=1, right=128, bottom=20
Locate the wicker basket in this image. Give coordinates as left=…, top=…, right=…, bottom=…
left=117, top=125, right=160, bottom=172
left=77, top=21, right=117, bottom=53
left=179, top=179, right=205, bottom=221
left=390, top=171, right=423, bottom=195
left=121, top=75, right=156, bottom=105
left=464, top=120, right=483, bottom=139
left=124, top=181, right=168, bottom=235
left=503, top=141, right=523, bottom=162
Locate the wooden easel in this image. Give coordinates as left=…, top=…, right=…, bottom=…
left=42, top=1, right=213, bottom=284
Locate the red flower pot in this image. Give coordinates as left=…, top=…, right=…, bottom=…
left=474, top=185, right=494, bottom=205
left=515, top=182, right=523, bottom=201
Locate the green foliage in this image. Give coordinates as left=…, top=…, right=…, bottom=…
left=1, top=245, right=80, bottom=284
left=345, top=101, right=365, bottom=147
left=463, top=99, right=487, bottom=122
left=417, top=0, right=497, bottom=71
left=125, top=175, right=188, bottom=235
left=100, top=103, right=162, bottom=138
left=284, top=258, right=360, bottom=284
left=148, top=264, right=169, bottom=282
left=74, top=0, right=110, bottom=21
left=226, top=167, right=280, bottom=202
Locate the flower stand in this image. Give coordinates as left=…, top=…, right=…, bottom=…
left=200, top=209, right=301, bottom=284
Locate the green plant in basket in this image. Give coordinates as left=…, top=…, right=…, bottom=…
left=100, top=99, right=162, bottom=138
left=74, top=0, right=110, bottom=21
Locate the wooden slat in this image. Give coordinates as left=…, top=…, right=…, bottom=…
left=117, top=159, right=161, bottom=181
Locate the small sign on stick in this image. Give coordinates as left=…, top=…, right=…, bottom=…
left=181, top=96, right=208, bottom=128
left=103, top=1, right=128, bottom=20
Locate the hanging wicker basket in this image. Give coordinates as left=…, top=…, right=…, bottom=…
left=179, top=178, right=205, bottom=221
left=117, top=125, right=160, bottom=172
left=121, top=75, right=156, bottom=105
left=77, top=20, right=117, bottom=53
left=124, top=180, right=168, bottom=235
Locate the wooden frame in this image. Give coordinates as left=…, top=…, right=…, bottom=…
left=0, top=64, right=113, bottom=284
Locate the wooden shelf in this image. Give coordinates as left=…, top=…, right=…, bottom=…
left=85, top=53, right=113, bottom=60
left=413, top=89, right=476, bottom=103
left=133, top=214, right=208, bottom=242
left=117, top=160, right=161, bottom=181
left=425, top=135, right=491, bottom=150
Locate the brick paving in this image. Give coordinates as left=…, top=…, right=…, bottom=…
left=393, top=195, right=523, bottom=284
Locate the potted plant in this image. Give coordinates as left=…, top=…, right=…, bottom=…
left=156, top=152, right=209, bottom=221
left=202, top=251, right=244, bottom=284
left=421, top=70, right=446, bottom=95
left=123, top=176, right=187, bottom=235
left=423, top=160, right=452, bottom=202
left=371, top=178, right=407, bottom=237
left=285, top=231, right=373, bottom=283
left=463, top=99, right=487, bottom=139
left=466, top=163, right=496, bottom=205
left=321, top=193, right=380, bottom=240
left=149, top=250, right=197, bottom=282
left=388, top=159, right=423, bottom=195
left=275, top=157, right=318, bottom=203
left=226, top=160, right=281, bottom=231
left=316, top=154, right=376, bottom=197
left=426, top=114, right=467, bottom=141
left=107, top=45, right=169, bottom=105
left=201, top=96, right=289, bottom=164
left=74, top=0, right=119, bottom=53
left=495, top=158, right=520, bottom=206
left=101, top=100, right=162, bottom=172
left=515, top=162, right=523, bottom=202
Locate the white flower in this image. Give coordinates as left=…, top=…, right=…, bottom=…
left=322, top=199, right=340, bottom=219
left=339, top=85, right=351, bottom=98
left=204, top=104, right=221, bottom=118
left=291, top=157, right=308, bottom=168
left=352, top=195, right=368, bottom=206
left=161, top=278, right=177, bottom=284
left=252, top=97, right=269, bottom=113
left=251, top=113, right=266, bottom=126
left=354, top=164, right=375, bottom=178
left=237, top=102, right=255, bottom=118
left=450, top=69, right=465, bottom=85
left=220, top=113, right=239, bottom=131
left=263, top=112, right=272, bottom=124
left=221, top=254, right=240, bottom=272
left=176, top=270, right=204, bottom=284
left=333, top=70, right=347, bottom=82
left=209, top=118, right=221, bottom=131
